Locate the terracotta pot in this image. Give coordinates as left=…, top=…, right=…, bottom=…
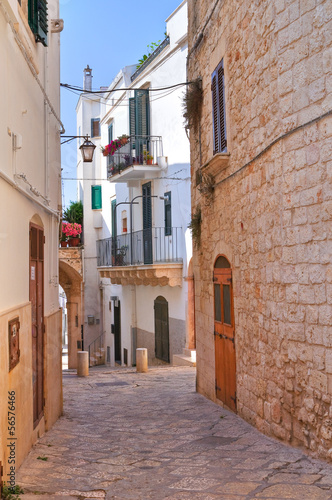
left=68, top=237, right=80, bottom=247
left=60, top=241, right=67, bottom=247
left=147, top=159, right=153, bottom=165
left=121, top=137, right=128, bottom=146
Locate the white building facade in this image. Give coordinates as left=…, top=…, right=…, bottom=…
left=78, top=0, right=194, bottom=368
left=0, top=0, right=63, bottom=476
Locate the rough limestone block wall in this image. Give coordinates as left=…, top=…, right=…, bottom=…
left=188, top=0, right=332, bottom=459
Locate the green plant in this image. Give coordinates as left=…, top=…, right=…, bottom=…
left=2, top=483, right=24, bottom=500
left=188, top=205, right=202, bottom=248
left=198, top=173, right=215, bottom=204
left=143, top=151, right=153, bottom=160
left=63, top=201, right=83, bottom=226
left=136, top=40, right=161, bottom=69
left=183, top=79, right=203, bottom=131
left=37, top=456, right=48, bottom=461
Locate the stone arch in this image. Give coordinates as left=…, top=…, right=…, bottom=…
left=59, top=252, right=83, bottom=369
left=30, top=213, right=44, bottom=227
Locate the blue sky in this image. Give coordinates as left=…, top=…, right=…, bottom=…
left=60, top=0, right=182, bottom=208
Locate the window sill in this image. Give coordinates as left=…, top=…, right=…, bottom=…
left=201, top=152, right=230, bottom=177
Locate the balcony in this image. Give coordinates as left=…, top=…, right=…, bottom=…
left=106, top=135, right=166, bottom=183
left=97, top=227, right=183, bottom=287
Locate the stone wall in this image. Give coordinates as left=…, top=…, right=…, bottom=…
left=187, top=0, right=332, bottom=459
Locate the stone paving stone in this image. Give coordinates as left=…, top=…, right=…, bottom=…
left=16, top=366, right=332, bottom=499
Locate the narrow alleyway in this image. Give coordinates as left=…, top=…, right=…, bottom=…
left=18, top=366, right=332, bottom=500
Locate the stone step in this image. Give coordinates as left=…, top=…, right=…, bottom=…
left=173, top=354, right=196, bottom=367
left=183, top=348, right=196, bottom=358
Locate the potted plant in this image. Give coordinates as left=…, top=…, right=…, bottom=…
left=118, top=134, right=129, bottom=146
left=62, top=222, right=82, bottom=247
left=60, top=232, right=68, bottom=247
left=143, top=151, right=153, bottom=165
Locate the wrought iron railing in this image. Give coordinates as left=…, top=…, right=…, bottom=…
left=107, top=135, right=163, bottom=178
left=97, top=227, right=182, bottom=267
left=131, top=36, right=170, bottom=82
left=88, top=332, right=105, bottom=367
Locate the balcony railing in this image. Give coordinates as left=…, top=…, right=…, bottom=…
left=107, top=135, right=163, bottom=178
left=97, top=227, right=182, bottom=267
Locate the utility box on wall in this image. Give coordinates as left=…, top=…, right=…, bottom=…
left=8, top=317, right=20, bottom=371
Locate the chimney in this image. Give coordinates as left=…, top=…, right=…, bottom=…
left=83, top=65, right=92, bottom=91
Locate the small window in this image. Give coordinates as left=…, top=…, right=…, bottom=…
left=91, top=185, right=102, bottom=210
left=122, top=210, right=127, bottom=233
left=211, top=59, right=227, bottom=154
left=91, top=118, right=100, bottom=138
left=164, top=192, right=171, bottom=236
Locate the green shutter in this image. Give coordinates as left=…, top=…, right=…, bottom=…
left=135, top=89, right=150, bottom=136
left=164, top=192, right=171, bottom=236
left=91, top=185, right=102, bottom=210
left=111, top=199, right=117, bottom=237
left=28, top=0, right=48, bottom=46
left=108, top=123, right=113, bottom=144
left=129, top=99, right=136, bottom=137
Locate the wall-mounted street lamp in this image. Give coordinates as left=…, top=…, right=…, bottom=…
left=61, top=134, right=96, bottom=163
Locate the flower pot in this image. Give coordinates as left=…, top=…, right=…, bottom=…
left=120, top=137, right=128, bottom=146
left=68, top=237, right=80, bottom=247
left=147, top=159, right=153, bottom=165
left=60, top=241, right=68, bottom=247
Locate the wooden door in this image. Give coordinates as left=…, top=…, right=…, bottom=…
left=154, top=296, right=169, bottom=363
left=114, top=301, right=121, bottom=363
left=29, top=223, right=44, bottom=427
left=142, top=182, right=152, bottom=264
left=214, top=256, right=236, bottom=411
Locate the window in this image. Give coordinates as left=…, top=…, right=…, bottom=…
left=19, top=0, right=48, bottom=46
left=121, top=210, right=127, bottom=233
left=129, top=89, right=150, bottom=137
left=211, top=59, right=227, bottom=154
left=91, top=118, right=100, bottom=138
left=164, top=192, right=171, bottom=236
left=91, top=185, right=102, bottom=210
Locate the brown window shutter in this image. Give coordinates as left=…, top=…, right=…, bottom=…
left=211, top=60, right=227, bottom=154
left=217, top=62, right=227, bottom=151
left=211, top=73, right=218, bottom=155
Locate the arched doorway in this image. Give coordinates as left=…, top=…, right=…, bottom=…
left=59, top=257, right=83, bottom=369
left=154, top=296, right=169, bottom=363
left=213, top=255, right=236, bottom=411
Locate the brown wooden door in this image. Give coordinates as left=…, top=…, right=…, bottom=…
left=29, top=223, right=44, bottom=427
left=214, top=256, right=236, bottom=411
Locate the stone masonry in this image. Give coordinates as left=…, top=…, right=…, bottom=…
left=187, top=0, right=332, bottom=458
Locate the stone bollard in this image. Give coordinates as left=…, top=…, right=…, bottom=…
left=77, top=351, right=89, bottom=377
left=136, top=348, right=148, bottom=373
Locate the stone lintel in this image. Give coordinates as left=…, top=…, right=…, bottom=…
left=97, top=263, right=183, bottom=287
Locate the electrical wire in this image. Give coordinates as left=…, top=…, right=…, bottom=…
left=214, top=108, right=332, bottom=188
left=61, top=81, right=197, bottom=94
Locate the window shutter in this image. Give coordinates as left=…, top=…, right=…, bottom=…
left=211, top=59, right=227, bottom=154
left=218, top=62, right=227, bottom=152
left=28, top=0, right=48, bottom=46
left=108, top=123, right=113, bottom=144
left=91, top=185, right=102, bottom=210
left=135, top=89, right=150, bottom=137
left=111, top=199, right=117, bottom=237
left=129, top=98, right=136, bottom=137
left=164, top=192, right=171, bottom=236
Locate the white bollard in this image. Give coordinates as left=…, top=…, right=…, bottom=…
left=136, top=348, right=148, bottom=373
left=77, top=351, right=89, bottom=377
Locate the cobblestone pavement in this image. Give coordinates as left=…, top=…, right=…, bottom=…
left=17, top=366, right=332, bottom=499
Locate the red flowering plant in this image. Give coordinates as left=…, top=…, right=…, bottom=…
left=102, top=135, right=129, bottom=157
left=62, top=222, right=82, bottom=239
